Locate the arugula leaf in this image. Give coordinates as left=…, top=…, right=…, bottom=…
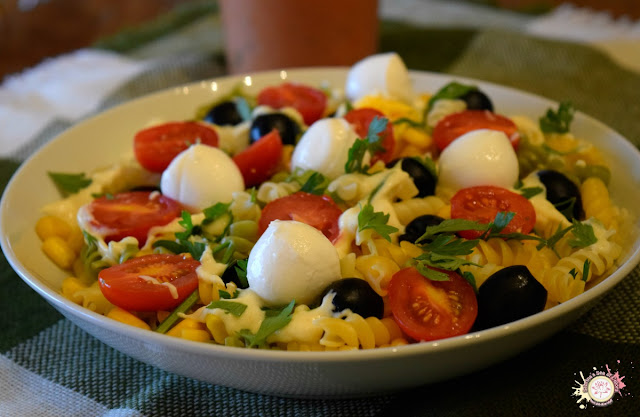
left=48, top=172, right=92, bottom=195
left=461, top=271, right=478, bottom=293
left=344, top=116, right=388, bottom=174
left=568, top=220, right=597, bottom=248
left=299, top=171, right=329, bottom=195
left=518, top=186, right=544, bottom=199
left=539, top=101, right=575, bottom=134
left=416, top=218, right=488, bottom=244
left=234, top=259, right=249, bottom=288
left=152, top=239, right=206, bottom=260
left=415, top=262, right=451, bottom=281
left=357, top=203, right=399, bottom=241
left=238, top=300, right=295, bottom=348
left=203, top=202, right=231, bottom=224
left=427, top=81, right=477, bottom=110
left=156, top=289, right=200, bottom=334
left=207, top=300, right=247, bottom=317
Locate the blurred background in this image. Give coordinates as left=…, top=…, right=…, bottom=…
left=1, top=0, right=640, bottom=81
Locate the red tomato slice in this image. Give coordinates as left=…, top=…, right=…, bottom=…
left=258, top=192, right=342, bottom=242
left=99, top=254, right=200, bottom=311
left=86, top=191, right=182, bottom=245
left=450, top=185, right=536, bottom=240
left=256, top=83, right=327, bottom=125
left=134, top=121, right=219, bottom=173
left=432, top=110, right=520, bottom=151
left=388, top=267, right=478, bottom=341
left=344, top=107, right=395, bottom=164
left=232, top=129, right=283, bottom=187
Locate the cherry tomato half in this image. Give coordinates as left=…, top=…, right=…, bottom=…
left=134, top=121, right=219, bottom=173
left=86, top=191, right=182, bottom=245
left=450, top=185, right=536, bottom=240
left=432, top=110, right=520, bottom=151
left=232, top=129, right=283, bottom=187
left=256, top=83, right=327, bottom=125
left=344, top=107, right=395, bottom=164
left=99, top=254, right=200, bottom=311
left=388, top=267, right=478, bottom=341
left=258, top=192, right=342, bottom=242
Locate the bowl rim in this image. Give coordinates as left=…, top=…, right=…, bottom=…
left=2, top=66, right=640, bottom=365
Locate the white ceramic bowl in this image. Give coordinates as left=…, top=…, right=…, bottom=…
left=2, top=69, right=639, bottom=398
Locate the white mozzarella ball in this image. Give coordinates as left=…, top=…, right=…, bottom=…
left=437, top=129, right=519, bottom=196
left=345, top=52, right=413, bottom=103
left=247, top=220, right=341, bottom=306
left=160, top=144, right=244, bottom=210
left=290, top=118, right=361, bottom=180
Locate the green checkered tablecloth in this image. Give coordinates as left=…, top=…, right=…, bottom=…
left=1, top=5, right=639, bottom=417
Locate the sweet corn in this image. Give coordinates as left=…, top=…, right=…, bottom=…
left=42, top=236, right=76, bottom=269
left=205, top=314, right=228, bottom=344
left=166, top=318, right=206, bottom=338
left=35, top=216, right=72, bottom=241
left=66, top=229, right=85, bottom=254
left=437, top=204, right=452, bottom=219
left=61, top=277, right=87, bottom=304
left=107, top=307, right=151, bottom=330
left=180, top=329, right=211, bottom=342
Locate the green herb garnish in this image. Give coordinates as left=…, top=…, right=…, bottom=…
left=238, top=300, right=295, bottom=348
left=234, top=259, right=249, bottom=288
left=48, top=172, right=92, bottom=195
left=539, top=101, right=575, bottom=134
left=207, top=300, right=247, bottom=317
left=518, top=186, right=544, bottom=199
left=357, top=203, right=399, bottom=242
left=344, top=116, right=388, bottom=174
left=156, top=289, right=200, bottom=334
left=427, top=81, right=477, bottom=110
left=568, top=220, right=597, bottom=248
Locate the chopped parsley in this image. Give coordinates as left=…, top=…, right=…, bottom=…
left=238, top=300, right=295, bottom=348
left=234, top=259, right=249, bottom=288
left=539, top=101, right=575, bottom=134
left=427, top=81, right=477, bottom=110
left=48, top=172, right=92, bottom=195
left=207, top=300, right=248, bottom=317
left=344, top=116, right=388, bottom=174
left=357, top=203, right=399, bottom=242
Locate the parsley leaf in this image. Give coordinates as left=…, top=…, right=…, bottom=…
left=539, top=101, right=575, bottom=134
left=344, top=116, right=388, bottom=174
left=152, top=239, right=207, bottom=261
left=175, top=211, right=197, bottom=240
left=207, top=300, right=247, bottom=317
left=568, top=220, right=597, bottom=248
left=238, top=300, right=295, bottom=348
left=427, top=81, right=477, bottom=110
left=48, top=172, right=92, bottom=195
left=203, top=202, right=231, bottom=224
left=582, top=259, right=591, bottom=282
left=518, top=186, right=544, bottom=199
left=299, top=171, right=329, bottom=195
left=357, top=203, right=399, bottom=241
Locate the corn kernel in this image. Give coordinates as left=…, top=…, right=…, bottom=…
left=61, top=277, right=87, bottom=304
left=180, top=329, right=211, bottom=342
left=167, top=318, right=205, bottom=338
left=42, top=236, right=76, bottom=269
left=35, top=216, right=72, bottom=241
left=66, top=229, right=85, bottom=254
left=107, top=307, right=151, bottom=330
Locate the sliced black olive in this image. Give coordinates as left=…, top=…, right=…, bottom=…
left=250, top=113, right=300, bottom=145
left=536, top=170, right=584, bottom=221
left=473, top=265, right=547, bottom=331
left=221, top=261, right=249, bottom=289
left=387, top=157, right=436, bottom=197
left=128, top=185, right=161, bottom=193
left=317, top=278, right=384, bottom=319
left=398, top=214, right=445, bottom=244
left=459, top=89, right=493, bottom=112
left=204, top=100, right=243, bottom=126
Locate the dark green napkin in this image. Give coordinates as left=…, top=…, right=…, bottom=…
left=2, top=16, right=639, bottom=417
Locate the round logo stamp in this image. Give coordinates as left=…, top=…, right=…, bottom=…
left=587, top=375, right=615, bottom=405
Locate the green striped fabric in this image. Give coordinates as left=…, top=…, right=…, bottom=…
left=1, top=13, right=639, bottom=417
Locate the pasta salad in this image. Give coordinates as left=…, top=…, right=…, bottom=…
left=37, top=52, right=633, bottom=351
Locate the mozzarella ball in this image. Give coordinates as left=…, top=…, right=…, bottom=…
left=437, top=129, right=519, bottom=196
left=290, top=118, right=361, bottom=180
left=345, top=52, right=413, bottom=103
left=160, top=144, right=244, bottom=210
left=247, top=220, right=342, bottom=306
